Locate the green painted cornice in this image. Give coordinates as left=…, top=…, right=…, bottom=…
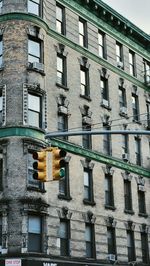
left=0, top=12, right=149, bottom=91
left=49, top=138, right=150, bottom=178
left=58, top=0, right=150, bottom=58
left=0, top=127, right=45, bottom=142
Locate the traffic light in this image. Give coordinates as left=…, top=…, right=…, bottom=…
left=32, top=150, right=47, bottom=182
left=52, top=148, right=66, bottom=180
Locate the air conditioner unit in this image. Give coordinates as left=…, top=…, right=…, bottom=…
left=120, top=106, right=127, bottom=115
left=107, top=254, right=116, bottom=261
left=31, top=62, right=44, bottom=72
left=58, top=106, right=68, bottom=115
left=117, top=61, right=124, bottom=68
left=82, top=116, right=92, bottom=125
left=102, top=99, right=109, bottom=107
left=122, top=153, right=129, bottom=161
left=138, top=185, right=145, bottom=192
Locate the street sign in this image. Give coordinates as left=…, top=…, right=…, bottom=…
left=5, top=259, right=21, bottom=266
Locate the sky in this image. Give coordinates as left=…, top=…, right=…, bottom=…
left=102, top=0, right=150, bottom=35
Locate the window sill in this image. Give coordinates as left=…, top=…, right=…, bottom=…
left=58, top=193, right=72, bottom=201
left=124, top=209, right=135, bottom=215
left=101, top=103, right=111, bottom=111
left=138, top=212, right=148, bottom=218
left=27, top=65, right=45, bottom=76
left=56, top=82, right=69, bottom=91
left=27, top=186, right=46, bottom=193
left=83, top=199, right=96, bottom=206
left=105, top=204, right=116, bottom=210
left=119, top=112, right=129, bottom=119
left=80, top=94, right=92, bottom=101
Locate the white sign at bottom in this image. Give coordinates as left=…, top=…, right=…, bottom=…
left=5, top=259, right=21, bottom=266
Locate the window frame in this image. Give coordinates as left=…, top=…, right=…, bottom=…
left=129, top=50, right=136, bottom=76
left=141, top=232, right=149, bottom=264
left=132, top=93, right=139, bottom=122
left=0, top=35, right=3, bottom=67
left=85, top=223, right=96, bottom=258
left=105, top=173, right=114, bottom=208
left=28, top=0, right=42, bottom=17
left=138, top=189, right=146, bottom=215
left=80, top=66, right=90, bottom=98
left=124, top=179, right=133, bottom=213
left=119, top=85, right=126, bottom=108
left=144, top=60, right=150, bottom=83
left=116, top=42, right=123, bottom=64
left=127, top=230, right=136, bottom=262
left=28, top=92, right=42, bottom=128
left=57, top=53, right=67, bottom=87
left=0, top=216, right=2, bottom=247
left=135, top=137, right=142, bottom=166
left=82, top=123, right=92, bottom=149
left=28, top=36, right=43, bottom=65
left=103, top=124, right=112, bottom=156
left=98, top=30, right=106, bottom=59
left=58, top=112, right=68, bottom=140
left=79, top=17, right=88, bottom=48
left=28, top=215, right=42, bottom=253
left=59, top=219, right=70, bottom=256
left=83, top=168, right=94, bottom=204
left=107, top=226, right=117, bottom=256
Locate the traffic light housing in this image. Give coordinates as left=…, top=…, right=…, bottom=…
left=32, top=150, right=47, bottom=182
left=52, top=148, right=66, bottom=180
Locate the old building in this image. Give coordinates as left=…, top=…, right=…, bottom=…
left=0, top=0, right=149, bottom=265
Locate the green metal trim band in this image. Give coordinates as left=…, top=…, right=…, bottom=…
left=0, top=127, right=45, bottom=141
left=50, top=138, right=150, bottom=178
left=0, top=12, right=149, bottom=92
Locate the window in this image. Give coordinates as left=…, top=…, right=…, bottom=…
left=58, top=113, right=68, bottom=140
left=80, top=66, right=90, bottom=97
left=146, top=101, right=150, bottom=129
left=141, top=232, right=149, bottom=264
left=28, top=93, right=42, bottom=128
left=138, top=188, right=146, bottom=215
left=103, top=125, right=111, bottom=155
left=0, top=216, right=2, bottom=248
left=0, top=1, right=2, bottom=13
left=57, top=54, right=67, bottom=87
left=107, top=227, right=116, bottom=256
left=59, top=219, right=70, bottom=256
left=59, top=162, right=71, bottom=199
left=82, top=123, right=92, bottom=149
left=124, top=179, right=133, bottom=212
left=105, top=174, right=114, bottom=208
left=0, top=35, right=3, bottom=67
left=28, top=151, right=44, bottom=190
left=83, top=168, right=94, bottom=204
left=116, top=42, right=123, bottom=67
left=135, top=137, right=141, bottom=166
left=144, top=60, right=150, bottom=83
left=85, top=223, right=95, bottom=258
left=28, top=215, right=42, bottom=252
left=122, top=134, right=129, bottom=157
left=28, top=0, right=42, bottom=17
left=101, top=77, right=109, bottom=106
left=28, top=37, right=42, bottom=64
left=132, top=93, right=139, bottom=122
left=129, top=50, right=136, bottom=76
left=79, top=18, right=88, bottom=48
left=98, top=31, right=106, bottom=58
left=127, top=230, right=136, bottom=262
left=56, top=4, right=65, bottom=35
left=119, top=86, right=126, bottom=109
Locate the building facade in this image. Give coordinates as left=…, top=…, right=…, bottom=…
left=0, top=0, right=149, bottom=265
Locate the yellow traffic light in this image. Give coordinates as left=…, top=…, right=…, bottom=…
left=32, top=150, right=47, bottom=182
left=52, top=148, right=66, bottom=180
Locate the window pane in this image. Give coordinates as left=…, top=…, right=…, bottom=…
left=81, top=70, right=86, bottom=84
left=56, top=6, right=62, bottom=21
left=28, top=110, right=39, bottom=127
left=28, top=40, right=40, bottom=59
left=28, top=93, right=40, bottom=112
left=79, top=21, right=84, bottom=34
left=29, top=216, right=41, bottom=234
left=57, top=56, right=63, bottom=72
left=84, top=171, right=89, bottom=186
left=85, top=225, right=91, bottom=241
left=59, top=222, right=67, bottom=239
left=28, top=0, right=40, bottom=15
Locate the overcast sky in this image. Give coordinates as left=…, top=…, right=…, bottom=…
left=102, top=0, right=149, bottom=35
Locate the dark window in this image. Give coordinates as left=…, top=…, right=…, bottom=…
left=58, top=113, right=68, bottom=140
left=28, top=0, right=42, bottom=17
left=119, top=86, right=126, bottom=108
left=80, top=66, right=90, bottom=97
left=56, top=3, right=65, bottom=35
left=103, top=125, right=111, bottom=155
left=129, top=50, right=136, bottom=76
left=0, top=157, right=3, bottom=191
left=135, top=137, right=141, bottom=166
left=116, top=42, right=123, bottom=66
left=82, top=123, right=92, bottom=149
left=98, top=31, right=106, bottom=58
left=59, top=162, right=70, bottom=199
left=57, top=54, right=67, bottom=87
left=83, top=168, right=94, bottom=203
left=59, top=219, right=70, bottom=256
left=124, top=179, right=133, bottom=212
left=28, top=215, right=42, bottom=252
left=132, top=94, right=139, bottom=122
left=28, top=93, right=42, bottom=128
left=0, top=90, right=3, bottom=125
left=138, top=189, right=146, bottom=215
left=146, top=102, right=150, bottom=128
left=28, top=37, right=42, bottom=64
left=144, top=60, right=150, bottom=84
left=85, top=223, right=95, bottom=258
left=141, top=232, right=149, bottom=264
left=127, top=230, right=136, bottom=262
left=28, top=151, right=44, bottom=190
left=101, top=77, right=109, bottom=102
left=122, top=134, right=129, bottom=155
left=79, top=18, right=88, bottom=48
left=0, top=216, right=2, bottom=247
left=105, top=174, right=114, bottom=208
left=0, top=35, right=3, bottom=67
left=107, top=227, right=116, bottom=256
